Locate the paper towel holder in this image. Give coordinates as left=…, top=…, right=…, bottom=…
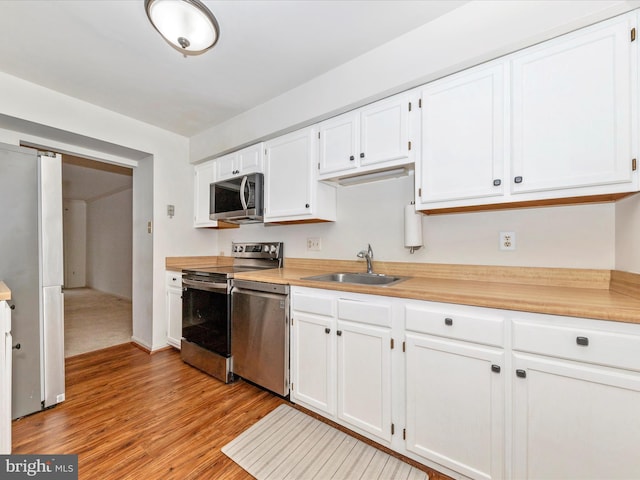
left=405, top=201, right=423, bottom=254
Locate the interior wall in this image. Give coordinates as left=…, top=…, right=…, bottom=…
left=615, top=193, right=640, bottom=274
left=86, top=188, right=133, bottom=299
left=62, top=199, right=86, bottom=288
left=217, top=175, right=616, bottom=270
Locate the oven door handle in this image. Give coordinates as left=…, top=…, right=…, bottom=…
left=182, top=278, right=228, bottom=293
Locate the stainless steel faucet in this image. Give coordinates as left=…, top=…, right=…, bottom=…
left=357, top=244, right=374, bottom=274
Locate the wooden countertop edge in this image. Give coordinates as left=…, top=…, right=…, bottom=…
left=165, top=256, right=233, bottom=270
left=0, top=281, right=11, bottom=301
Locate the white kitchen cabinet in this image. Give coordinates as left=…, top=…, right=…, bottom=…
left=416, top=61, right=506, bottom=207
left=1, top=299, right=11, bottom=454
left=165, top=271, right=182, bottom=349
left=216, top=143, right=264, bottom=181
left=193, top=160, right=216, bottom=227
left=264, top=126, right=336, bottom=223
left=510, top=13, right=637, bottom=199
left=318, top=92, right=414, bottom=181
left=290, top=288, right=393, bottom=443
left=404, top=302, right=505, bottom=480
left=511, top=314, right=640, bottom=479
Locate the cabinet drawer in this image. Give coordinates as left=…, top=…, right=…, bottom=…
left=405, top=303, right=504, bottom=347
left=166, top=271, right=182, bottom=288
left=513, top=319, right=640, bottom=372
left=293, top=293, right=335, bottom=317
left=338, top=299, right=391, bottom=328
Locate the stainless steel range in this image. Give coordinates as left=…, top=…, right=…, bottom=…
left=181, top=242, right=283, bottom=383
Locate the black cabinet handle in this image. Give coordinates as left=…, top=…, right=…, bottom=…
left=9, top=303, right=15, bottom=310
left=514, top=176, right=523, bottom=184
left=576, top=336, right=589, bottom=346
left=337, top=330, right=342, bottom=336
left=349, top=155, right=355, bottom=161
left=305, top=203, right=310, bottom=208
left=444, top=317, right=453, bottom=326
left=12, top=343, right=21, bottom=350
left=516, top=369, right=527, bottom=378
left=325, top=327, right=330, bottom=334
left=493, top=179, right=502, bottom=186
left=491, top=364, right=501, bottom=373
left=359, top=152, right=365, bottom=158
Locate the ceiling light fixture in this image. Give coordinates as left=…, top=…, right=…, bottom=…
left=145, top=0, right=220, bottom=56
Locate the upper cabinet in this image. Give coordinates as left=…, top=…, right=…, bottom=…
left=193, top=160, right=216, bottom=227
left=510, top=14, right=635, bottom=196
left=318, top=92, right=416, bottom=181
left=216, top=143, right=264, bottom=182
left=417, top=11, right=639, bottom=213
left=416, top=61, right=506, bottom=205
left=264, top=126, right=337, bottom=224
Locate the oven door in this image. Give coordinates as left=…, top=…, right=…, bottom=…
left=181, top=278, right=230, bottom=357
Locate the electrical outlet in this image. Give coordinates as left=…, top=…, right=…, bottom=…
left=307, top=237, right=322, bottom=251
left=500, top=231, right=516, bottom=251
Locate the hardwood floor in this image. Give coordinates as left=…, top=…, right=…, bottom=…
left=12, top=344, right=285, bottom=479
left=12, top=343, right=451, bottom=480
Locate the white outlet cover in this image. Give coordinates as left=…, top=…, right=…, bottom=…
left=500, top=231, right=516, bottom=251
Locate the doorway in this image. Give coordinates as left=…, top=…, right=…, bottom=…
left=61, top=154, right=133, bottom=357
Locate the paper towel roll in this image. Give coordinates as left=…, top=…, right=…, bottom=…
left=404, top=204, right=423, bottom=251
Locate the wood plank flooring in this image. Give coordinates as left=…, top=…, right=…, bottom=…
left=11, top=344, right=450, bottom=480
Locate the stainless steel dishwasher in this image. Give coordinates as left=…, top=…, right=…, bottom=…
left=231, top=279, right=290, bottom=397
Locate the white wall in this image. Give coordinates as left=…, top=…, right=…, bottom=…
left=86, top=189, right=133, bottom=299
left=62, top=199, right=87, bottom=288
left=0, top=72, right=212, bottom=351
left=615, top=193, right=640, bottom=274
left=217, top=175, right=616, bottom=270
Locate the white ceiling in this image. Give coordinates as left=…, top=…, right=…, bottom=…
left=0, top=0, right=467, bottom=137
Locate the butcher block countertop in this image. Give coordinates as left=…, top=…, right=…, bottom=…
left=166, top=256, right=640, bottom=324
left=0, top=281, right=10, bottom=301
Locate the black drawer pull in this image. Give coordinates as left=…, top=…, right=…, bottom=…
left=359, top=152, right=365, bottom=158
left=491, top=364, right=501, bottom=373
left=493, top=179, right=501, bottom=186
left=336, top=330, right=342, bottom=336
left=325, top=327, right=330, bottom=334
left=444, top=317, right=453, bottom=326
left=514, top=176, right=523, bottom=184
left=576, top=336, right=589, bottom=346
left=516, top=369, right=527, bottom=378
left=349, top=155, right=355, bottom=161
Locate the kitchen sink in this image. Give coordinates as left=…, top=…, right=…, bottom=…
left=302, top=272, right=408, bottom=286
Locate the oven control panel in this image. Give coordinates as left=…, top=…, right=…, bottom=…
left=232, top=242, right=283, bottom=260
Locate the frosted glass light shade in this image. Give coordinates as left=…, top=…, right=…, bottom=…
left=145, top=0, right=220, bottom=55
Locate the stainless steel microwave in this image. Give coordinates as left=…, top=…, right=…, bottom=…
left=209, top=173, right=264, bottom=224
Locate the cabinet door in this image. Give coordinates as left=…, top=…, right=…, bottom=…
left=291, top=312, right=336, bottom=416
left=511, top=14, right=635, bottom=194
left=193, top=161, right=216, bottom=227
left=513, top=353, right=640, bottom=480
left=215, top=152, right=238, bottom=181
left=237, top=143, right=264, bottom=175
left=0, top=301, right=10, bottom=454
left=336, top=320, right=392, bottom=443
left=319, top=112, right=359, bottom=175
left=418, top=62, right=505, bottom=204
left=166, top=285, right=182, bottom=349
left=264, top=127, right=315, bottom=221
left=359, top=93, right=410, bottom=167
left=405, top=333, right=505, bottom=480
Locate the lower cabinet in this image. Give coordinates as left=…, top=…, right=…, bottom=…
left=290, top=287, right=640, bottom=480
left=166, top=271, right=183, bottom=349
left=511, top=314, right=640, bottom=479
left=405, top=333, right=505, bottom=480
left=291, top=288, right=393, bottom=444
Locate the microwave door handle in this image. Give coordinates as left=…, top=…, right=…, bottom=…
left=240, top=175, right=248, bottom=210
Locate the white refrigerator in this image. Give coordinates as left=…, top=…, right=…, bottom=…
left=0, top=142, right=65, bottom=420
